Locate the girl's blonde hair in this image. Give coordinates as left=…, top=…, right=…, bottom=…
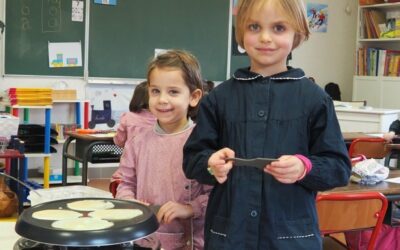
left=146, top=49, right=203, bottom=118
left=235, top=0, right=310, bottom=50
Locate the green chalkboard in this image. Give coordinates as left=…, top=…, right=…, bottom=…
left=89, top=0, right=229, bottom=81
left=5, top=0, right=85, bottom=76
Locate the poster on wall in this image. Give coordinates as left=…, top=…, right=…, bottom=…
left=48, top=42, right=82, bottom=68
left=307, top=3, right=328, bottom=33
left=231, top=0, right=246, bottom=56
left=85, top=84, right=135, bottom=129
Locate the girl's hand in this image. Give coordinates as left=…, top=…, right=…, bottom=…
left=265, top=155, right=305, bottom=184
left=156, top=201, right=193, bottom=224
left=207, top=147, right=235, bottom=184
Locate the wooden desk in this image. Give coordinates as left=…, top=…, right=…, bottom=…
left=61, top=132, right=122, bottom=186
left=342, top=132, right=381, bottom=144
left=322, top=170, right=400, bottom=226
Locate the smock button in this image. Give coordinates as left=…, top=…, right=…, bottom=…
left=250, top=210, right=258, bottom=217
left=257, top=110, right=265, bottom=117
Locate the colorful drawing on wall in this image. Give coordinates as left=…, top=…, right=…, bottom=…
left=88, top=100, right=116, bottom=129
left=307, top=3, right=328, bottom=33
left=48, top=42, right=82, bottom=68
left=86, top=84, right=134, bottom=129
left=231, top=0, right=246, bottom=56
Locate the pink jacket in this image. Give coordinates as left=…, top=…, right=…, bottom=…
left=113, top=110, right=156, bottom=147
left=116, top=124, right=211, bottom=250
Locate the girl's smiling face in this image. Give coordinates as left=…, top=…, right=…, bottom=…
left=243, top=1, right=295, bottom=76
left=148, top=67, right=201, bottom=134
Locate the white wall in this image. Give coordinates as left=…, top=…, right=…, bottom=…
left=292, top=0, right=358, bottom=101
left=0, top=0, right=358, bottom=101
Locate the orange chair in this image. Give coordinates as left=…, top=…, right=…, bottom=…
left=316, top=192, right=388, bottom=250
left=348, top=137, right=389, bottom=159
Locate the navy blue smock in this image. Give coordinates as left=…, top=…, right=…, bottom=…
left=183, top=67, right=352, bottom=250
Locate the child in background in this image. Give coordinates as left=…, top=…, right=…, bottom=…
left=183, top=0, right=351, bottom=249
left=113, top=81, right=156, bottom=148
left=116, top=50, right=211, bottom=249
left=383, top=119, right=400, bottom=142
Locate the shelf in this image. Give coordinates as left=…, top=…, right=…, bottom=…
left=358, top=38, right=400, bottom=42
left=8, top=105, right=53, bottom=109
left=53, top=100, right=89, bottom=103
left=24, top=153, right=52, bottom=158
left=360, top=2, right=400, bottom=9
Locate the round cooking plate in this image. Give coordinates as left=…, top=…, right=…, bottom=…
left=15, top=198, right=159, bottom=247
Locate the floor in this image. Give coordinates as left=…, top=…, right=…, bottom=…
left=87, top=178, right=111, bottom=192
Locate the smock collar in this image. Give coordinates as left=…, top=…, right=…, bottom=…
left=232, top=67, right=306, bottom=81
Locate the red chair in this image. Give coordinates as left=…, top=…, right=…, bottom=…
left=348, top=137, right=389, bottom=159
left=109, top=179, right=121, bottom=198
left=316, top=192, right=388, bottom=250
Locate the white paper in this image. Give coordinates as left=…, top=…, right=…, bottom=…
left=72, top=0, right=84, bottom=22
left=365, top=133, right=384, bottom=138
left=48, top=42, right=82, bottom=68
left=154, top=48, right=169, bottom=58
left=384, top=177, right=400, bottom=184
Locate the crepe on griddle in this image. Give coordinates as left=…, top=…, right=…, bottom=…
left=32, top=209, right=82, bottom=220
left=88, top=208, right=143, bottom=220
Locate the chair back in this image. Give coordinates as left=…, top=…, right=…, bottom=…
left=348, top=137, right=389, bottom=159
left=317, top=192, right=388, bottom=250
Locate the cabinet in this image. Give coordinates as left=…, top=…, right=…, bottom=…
left=353, top=2, right=400, bottom=108
left=335, top=106, right=400, bottom=132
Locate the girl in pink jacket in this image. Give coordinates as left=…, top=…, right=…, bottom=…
left=116, top=50, right=211, bottom=250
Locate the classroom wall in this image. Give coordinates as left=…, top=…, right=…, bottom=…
left=0, top=0, right=357, bottom=101
left=0, top=0, right=358, bottom=175
left=292, top=0, right=358, bottom=101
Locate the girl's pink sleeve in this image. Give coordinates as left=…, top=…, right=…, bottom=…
left=113, top=113, right=128, bottom=147
left=188, top=184, right=213, bottom=219
left=115, top=142, right=137, bottom=200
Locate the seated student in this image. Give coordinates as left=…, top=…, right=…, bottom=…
left=324, top=82, right=341, bottom=101
left=383, top=119, right=400, bottom=142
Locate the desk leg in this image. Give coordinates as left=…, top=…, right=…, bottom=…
left=82, top=161, right=88, bottom=185
left=8, top=159, right=18, bottom=196
left=18, top=158, right=25, bottom=213
left=62, top=137, right=74, bottom=186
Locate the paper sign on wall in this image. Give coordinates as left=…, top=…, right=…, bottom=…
left=72, top=0, right=84, bottom=22
left=48, top=42, right=82, bottom=68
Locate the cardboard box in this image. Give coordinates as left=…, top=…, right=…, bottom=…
left=52, top=89, right=77, bottom=101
